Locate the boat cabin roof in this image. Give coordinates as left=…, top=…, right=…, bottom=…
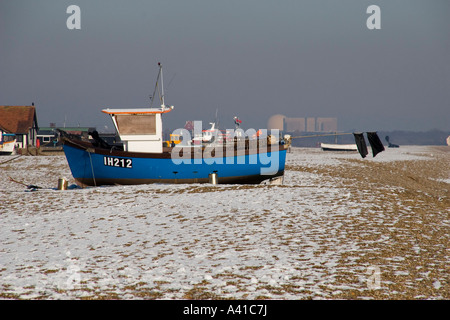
left=102, top=107, right=173, bottom=115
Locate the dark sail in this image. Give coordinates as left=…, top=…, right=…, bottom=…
left=353, top=133, right=368, bottom=158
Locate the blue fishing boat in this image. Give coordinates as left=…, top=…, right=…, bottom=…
left=60, top=64, right=288, bottom=187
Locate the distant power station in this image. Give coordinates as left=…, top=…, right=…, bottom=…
left=268, top=115, right=338, bottom=132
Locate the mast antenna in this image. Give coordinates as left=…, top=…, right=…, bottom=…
left=150, top=62, right=165, bottom=108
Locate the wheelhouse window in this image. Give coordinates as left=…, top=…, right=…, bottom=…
left=115, top=115, right=156, bottom=135
left=2, top=134, right=16, bottom=142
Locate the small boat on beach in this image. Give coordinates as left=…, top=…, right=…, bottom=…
left=0, top=133, right=16, bottom=155
left=60, top=64, right=288, bottom=187
left=320, top=143, right=357, bottom=152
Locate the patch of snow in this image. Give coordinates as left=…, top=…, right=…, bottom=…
left=0, top=146, right=446, bottom=299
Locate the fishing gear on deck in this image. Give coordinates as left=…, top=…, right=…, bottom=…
left=89, top=130, right=112, bottom=149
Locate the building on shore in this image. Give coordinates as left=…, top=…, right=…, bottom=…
left=37, top=125, right=96, bottom=148
left=0, top=105, right=39, bottom=149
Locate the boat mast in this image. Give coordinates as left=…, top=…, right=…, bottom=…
left=150, top=62, right=165, bottom=109
left=160, top=63, right=165, bottom=107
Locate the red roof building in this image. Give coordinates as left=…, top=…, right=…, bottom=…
left=0, top=105, right=39, bottom=148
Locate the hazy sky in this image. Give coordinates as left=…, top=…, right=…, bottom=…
left=1, top=0, right=449, bottom=132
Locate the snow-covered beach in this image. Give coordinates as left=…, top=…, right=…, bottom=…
left=1, top=146, right=448, bottom=299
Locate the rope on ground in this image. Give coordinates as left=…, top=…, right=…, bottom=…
left=9, top=176, right=42, bottom=191
left=0, top=155, right=22, bottom=165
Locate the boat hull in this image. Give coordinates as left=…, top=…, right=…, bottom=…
left=62, top=139, right=286, bottom=187
left=320, top=143, right=357, bottom=152
left=0, top=140, right=16, bottom=155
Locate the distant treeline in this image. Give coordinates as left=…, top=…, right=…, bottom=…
left=289, top=129, right=450, bottom=147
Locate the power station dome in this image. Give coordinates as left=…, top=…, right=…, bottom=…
left=267, top=114, right=285, bottom=130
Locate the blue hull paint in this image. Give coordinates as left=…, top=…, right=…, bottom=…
left=63, top=142, right=286, bottom=186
